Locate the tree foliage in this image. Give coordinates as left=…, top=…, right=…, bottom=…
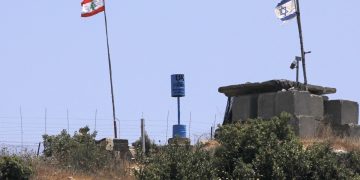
left=135, top=113, right=360, bottom=180
left=0, top=155, right=32, bottom=180
left=132, top=133, right=159, bottom=157
left=214, top=113, right=307, bottom=179
left=42, top=126, right=112, bottom=172
left=134, top=141, right=215, bottom=180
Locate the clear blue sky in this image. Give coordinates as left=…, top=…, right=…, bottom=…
left=1, top=1, right=359, bottom=148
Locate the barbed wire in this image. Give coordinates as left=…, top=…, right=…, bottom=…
left=0, top=111, right=221, bottom=150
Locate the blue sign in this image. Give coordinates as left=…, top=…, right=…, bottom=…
left=171, top=74, right=185, bottom=97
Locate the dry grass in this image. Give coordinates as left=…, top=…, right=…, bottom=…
left=301, top=137, right=360, bottom=152
left=30, top=158, right=135, bottom=180
left=199, top=127, right=360, bottom=153
left=200, top=140, right=220, bottom=152
left=301, top=123, right=360, bottom=152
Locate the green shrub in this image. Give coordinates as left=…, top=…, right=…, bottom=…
left=42, top=126, right=112, bottom=172
left=214, top=112, right=360, bottom=179
left=135, top=113, right=360, bottom=179
left=134, top=140, right=215, bottom=180
left=305, top=143, right=355, bottom=179
left=42, top=130, right=72, bottom=162
left=0, top=156, right=32, bottom=180
left=132, top=133, right=159, bottom=157
left=214, top=113, right=309, bottom=179
left=345, top=150, right=360, bottom=175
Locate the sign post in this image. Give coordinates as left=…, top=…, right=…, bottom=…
left=171, top=74, right=186, bottom=138
left=171, top=74, right=185, bottom=125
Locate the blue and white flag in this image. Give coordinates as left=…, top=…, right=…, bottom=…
left=275, top=0, right=297, bottom=22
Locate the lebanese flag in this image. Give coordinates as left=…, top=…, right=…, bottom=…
left=81, top=0, right=105, bottom=17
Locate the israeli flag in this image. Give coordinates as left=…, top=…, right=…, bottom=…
left=275, top=0, right=297, bottom=22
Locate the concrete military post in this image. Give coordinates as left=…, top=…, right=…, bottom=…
left=219, top=79, right=359, bottom=138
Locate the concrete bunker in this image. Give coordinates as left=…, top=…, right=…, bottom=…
left=219, top=79, right=359, bottom=138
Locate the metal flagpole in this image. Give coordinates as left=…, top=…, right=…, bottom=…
left=102, top=0, right=118, bottom=138
left=296, top=58, right=299, bottom=83
left=295, top=0, right=308, bottom=85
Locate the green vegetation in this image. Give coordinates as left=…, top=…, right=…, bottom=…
left=134, top=113, right=360, bottom=179
left=0, top=155, right=32, bottom=180
left=42, top=126, right=112, bottom=172
left=3, top=113, right=360, bottom=179
left=132, top=133, right=159, bottom=157
left=134, top=140, right=215, bottom=180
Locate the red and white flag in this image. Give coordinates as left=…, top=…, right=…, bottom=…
left=81, top=0, right=105, bottom=17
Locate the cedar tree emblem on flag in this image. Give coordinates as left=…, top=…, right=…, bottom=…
left=81, top=0, right=105, bottom=17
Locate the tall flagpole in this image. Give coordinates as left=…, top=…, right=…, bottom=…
left=103, top=0, right=118, bottom=139
left=295, top=0, right=308, bottom=85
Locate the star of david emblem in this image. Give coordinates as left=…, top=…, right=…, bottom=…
left=279, top=6, right=288, bottom=16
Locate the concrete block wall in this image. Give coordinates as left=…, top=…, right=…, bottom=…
left=232, top=90, right=325, bottom=138
left=257, top=91, right=324, bottom=120
left=291, top=116, right=320, bottom=138
left=332, top=124, right=360, bottom=137
left=257, top=92, right=276, bottom=119
left=260, top=91, right=323, bottom=138
left=310, top=94, right=325, bottom=119
left=229, top=90, right=359, bottom=138
left=231, top=94, right=258, bottom=122
left=324, top=100, right=359, bottom=125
